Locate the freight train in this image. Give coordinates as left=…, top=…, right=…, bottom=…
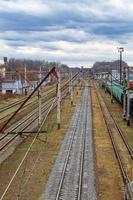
left=102, top=80, right=133, bottom=118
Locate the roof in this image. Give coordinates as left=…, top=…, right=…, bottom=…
left=2, top=80, right=16, bottom=83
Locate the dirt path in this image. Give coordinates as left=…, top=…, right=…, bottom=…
left=91, top=82, right=124, bottom=200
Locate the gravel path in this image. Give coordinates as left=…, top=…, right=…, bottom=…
left=43, top=84, right=97, bottom=200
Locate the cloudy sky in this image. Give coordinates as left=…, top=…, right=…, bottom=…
left=0, top=0, right=133, bottom=67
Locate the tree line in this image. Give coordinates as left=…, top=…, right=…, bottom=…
left=7, top=58, right=69, bottom=73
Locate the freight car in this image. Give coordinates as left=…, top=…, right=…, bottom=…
left=103, top=80, right=124, bottom=103
left=102, top=80, right=133, bottom=119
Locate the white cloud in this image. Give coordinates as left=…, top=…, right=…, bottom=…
left=0, top=0, right=51, bottom=16
left=0, top=0, right=133, bottom=67
left=0, top=35, right=129, bottom=67
left=0, top=0, right=133, bottom=21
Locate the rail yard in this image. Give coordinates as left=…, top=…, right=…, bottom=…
left=1, top=0, right=133, bottom=199
left=0, top=64, right=132, bottom=200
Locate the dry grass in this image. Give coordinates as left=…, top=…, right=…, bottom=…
left=91, top=81, right=124, bottom=200
left=0, top=82, right=68, bottom=129
left=0, top=84, right=82, bottom=200
left=0, top=85, right=57, bottom=129
left=99, top=82, right=133, bottom=148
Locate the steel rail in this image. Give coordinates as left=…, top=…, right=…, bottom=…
left=0, top=77, right=76, bottom=125
left=0, top=87, right=69, bottom=153
left=96, top=82, right=133, bottom=159
left=0, top=89, right=56, bottom=123
left=0, top=100, right=54, bottom=150
left=77, top=97, right=87, bottom=200
left=0, top=74, right=78, bottom=114
left=0, top=86, right=69, bottom=141
left=0, top=97, right=26, bottom=112
left=0, top=67, right=57, bottom=133
left=0, top=72, right=78, bottom=155
left=55, top=108, right=81, bottom=200
left=55, top=88, right=85, bottom=200
left=0, top=82, right=56, bottom=113
left=94, top=82, right=133, bottom=200
left=0, top=100, right=55, bottom=152
left=0, top=98, right=54, bottom=141
left=108, top=109, right=133, bottom=158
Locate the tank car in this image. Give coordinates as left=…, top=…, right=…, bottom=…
left=103, top=80, right=133, bottom=117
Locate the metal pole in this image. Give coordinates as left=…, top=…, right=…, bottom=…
left=105, top=77, right=107, bottom=93
left=120, top=51, right=122, bottom=84
left=69, top=72, right=71, bottom=94
left=126, top=90, right=130, bottom=126
left=22, top=75, right=24, bottom=95
left=123, top=91, right=126, bottom=120
left=38, top=66, right=42, bottom=127
left=111, top=72, right=113, bottom=103
left=123, top=67, right=126, bottom=119
left=0, top=67, right=57, bottom=133
left=126, top=67, right=130, bottom=126
left=118, top=47, right=124, bottom=84
left=24, top=64, right=27, bottom=95
left=19, top=74, right=22, bottom=95
left=57, top=71, right=61, bottom=129
left=70, top=72, right=73, bottom=105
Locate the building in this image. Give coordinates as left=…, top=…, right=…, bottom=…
left=0, top=64, right=6, bottom=78
left=2, top=80, right=22, bottom=94
left=112, top=70, right=120, bottom=80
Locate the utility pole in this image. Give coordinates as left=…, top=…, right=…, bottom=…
left=18, top=74, right=22, bottom=95
left=118, top=47, right=124, bottom=84
left=111, top=72, right=114, bottom=103
left=38, top=66, right=42, bottom=127
left=105, top=77, right=107, bottom=93
left=69, top=72, right=71, bottom=94
left=57, top=71, right=61, bottom=129
left=24, top=64, right=27, bottom=95
left=126, top=67, right=130, bottom=126
left=70, top=72, right=73, bottom=105
left=123, top=66, right=126, bottom=119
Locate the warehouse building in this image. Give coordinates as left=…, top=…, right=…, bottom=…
left=2, top=80, right=22, bottom=94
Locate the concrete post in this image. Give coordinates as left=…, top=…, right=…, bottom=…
left=123, top=91, right=126, bottom=120
left=126, top=67, right=130, bottom=125
left=111, top=73, right=114, bottom=103
left=57, top=71, right=61, bottom=129
left=69, top=72, right=71, bottom=94
left=19, top=74, right=22, bottom=95
left=105, top=78, right=107, bottom=93
left=70, top=72, right=73, bottom=105
left=38, top=66, right=42, bottom=127
left=24, top=64, right=27, bottom=95
left=123, top=67, right=126, bottom=119
left=126, top=90, right=130, bottom=126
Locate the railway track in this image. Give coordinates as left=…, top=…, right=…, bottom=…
left=0, top=74, right=80, bottom=157
left=0, top=86, right=69, bottom=155
left=93, top=81, right=133, bottom=199
left=0, top=84, right=55, bottom=113
left=0, top=84, right=59, bottom=124
left=0, top=98, right=55, bottom=151
left=0, top=80, right=70, bottom=128
left=0, top=89, right=56, bottom=124
left=0, top=79, right=69, bottom=115
left=44, top=84, right=97, bottom=200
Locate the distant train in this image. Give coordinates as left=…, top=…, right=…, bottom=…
left=102, top=80, right=133, bottom=118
